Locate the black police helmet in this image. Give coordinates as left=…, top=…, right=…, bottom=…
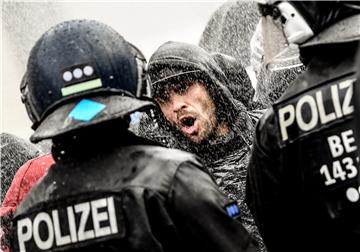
left=289, top=1, right=360, bottom=35
left=258, top=1, right=360, bottom=36
left=21, top=20, right=154, bottom=143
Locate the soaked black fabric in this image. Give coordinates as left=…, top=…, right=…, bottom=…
left=289, top=1, right=360, bottom=35
left=12, top=131, right=259, bottom=252
left=247, top=41, right=360, bottom=252
left=356, top=44, right=360, bottom=160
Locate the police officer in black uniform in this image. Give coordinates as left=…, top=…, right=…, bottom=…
left=246, top=1, right=360, bottom=252
left=356, top=43, right=360, bottom=162
left=11, top=20, right=259, bottom=252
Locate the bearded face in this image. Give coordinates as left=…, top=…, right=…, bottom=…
left=156, top=81, right=228, bottom=143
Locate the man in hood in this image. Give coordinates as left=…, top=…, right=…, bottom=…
left=147, top=41, right=265, bottom=250
left=148, top=42, right=257, bottom=157
left=246, top=1, right=360, bottom=251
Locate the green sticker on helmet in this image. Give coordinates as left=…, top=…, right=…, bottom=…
left=61, top=78, right=103, bottom=96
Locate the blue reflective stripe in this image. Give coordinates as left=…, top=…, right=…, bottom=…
left=233, top=205, right=239, bottom=215
left=225, top=203, right=240, bottom=217
left=230, top=206, right=235, bottom=216
left=226, top=207, right=232, bottom=216
left=68, top=99, right=106, bottom=122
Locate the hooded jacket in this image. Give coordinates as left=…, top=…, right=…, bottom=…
left=146, top=42, right=266, bottom=251
left=148, top=41, right=258, bottom=155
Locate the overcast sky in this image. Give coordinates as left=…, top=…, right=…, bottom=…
left=1, top=0, right=228, bottom=140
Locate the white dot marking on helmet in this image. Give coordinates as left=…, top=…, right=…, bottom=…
left=83, top=66, right=94, bottom=76
left=63, top=71, right=73, bottom=82
left=346, top=187, right=359, bottom=202
left=73, top=68, right=83, bottom=79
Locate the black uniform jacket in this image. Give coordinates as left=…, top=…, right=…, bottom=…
left=246, top=41, right=360, bottom=252
left=12, top=133, right=258, bottom=252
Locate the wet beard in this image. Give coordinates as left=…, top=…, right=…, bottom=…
left=174, top=121, right=241, bottom=162
left=189, top=131, right=245, bottom=164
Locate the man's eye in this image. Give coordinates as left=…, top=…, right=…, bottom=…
left=176, top=89, right=186, bottom=95
left=157, top=91, right=171, bottom=103
left=157, top=97, right=169, bottom=104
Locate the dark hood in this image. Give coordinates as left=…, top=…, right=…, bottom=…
left=147, top=42, right=255, bottom=159
left=149, top=41, right=254, bottom=107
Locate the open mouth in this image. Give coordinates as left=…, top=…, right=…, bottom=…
left=179, top=115, right=198, bottom=136
left=180, top=116, right=196, bottom=127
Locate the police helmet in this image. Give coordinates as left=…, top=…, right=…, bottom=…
left=257, top=1, right=360, bottom=44
left=20, top=20, right=154, bottom=143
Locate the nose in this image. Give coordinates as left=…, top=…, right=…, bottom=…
left=171, top=96, right=187, bottom=113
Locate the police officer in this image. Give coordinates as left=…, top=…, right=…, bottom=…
left=11, top=20, right=259, bottom=252
left=356, top=43, right=360, bottom=163
left=246, top=1, right=360, bottom=252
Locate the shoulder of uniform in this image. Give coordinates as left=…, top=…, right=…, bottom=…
left=276, top=73, right=309, bottom=103
left=142, top=145, right=200, bottom=164
left=152, top=146, right=204, bottom=175
left=253, top=107, right=283, bottom=155
left=256, top=108, right=276, bottom=132
left=128, top=145, right=203, bottom=180
left=124, top=145, right=205, bottom=196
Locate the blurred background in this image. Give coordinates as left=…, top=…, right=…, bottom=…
left=1, top=0, right=227, bottom=140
